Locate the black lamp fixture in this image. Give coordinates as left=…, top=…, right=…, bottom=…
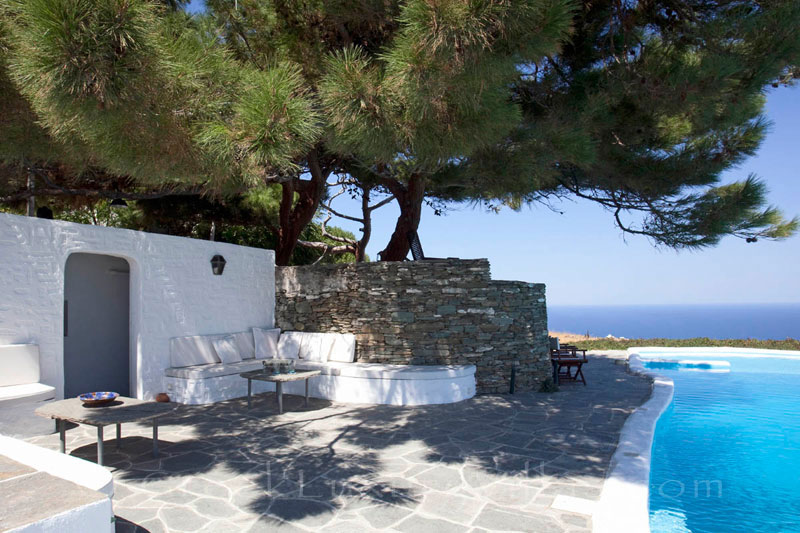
left=110, top=198, right=129, bottom=209
left=211, top=254, right=227, bottom=275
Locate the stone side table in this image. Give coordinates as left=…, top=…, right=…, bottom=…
left=35, top=397, right=177, bottom=466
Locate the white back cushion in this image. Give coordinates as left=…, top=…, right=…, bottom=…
left=0, top=344, right=40, bottom=386
left=170, top=335, right=221, bottom=368
left=253, top=328, right=281, bottom=359
left=276, top=331, right=302, bottom=359
left=232, top=331, right=256, bottom=360
left=300, top=333, right=328, bottom=363
left=328, top=334, right=357, bottom=363
left=212, top=336, right=242, bottom=364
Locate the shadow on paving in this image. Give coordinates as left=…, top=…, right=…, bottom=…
left=30, top=356, right=652, bottom=531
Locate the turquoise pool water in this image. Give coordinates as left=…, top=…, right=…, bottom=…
left=644, top=354, right=800, bottom=533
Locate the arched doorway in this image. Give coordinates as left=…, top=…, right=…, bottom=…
left=64, top=253, right=131, bottom=397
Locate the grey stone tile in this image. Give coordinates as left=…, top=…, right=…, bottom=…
left=158, top=506, right=209, bottom=532
left=247, top=517, right=308, bottom=532
left=193, top=497, right=240, bottom=519
left=473, top=506, right=564, bottom=533
left=539, top=483, right=601, bottom=499
left=394, top=514, right=465, bottom=533
left=413, top=465, right=463, bottom=491
left=183, top=477, right=232, bottom=499
left=161, top=451, right=215, bottom=473
left=152, top=489, right=198, bottom=505
left=560, top=513, right=589, bottom=528
left=135, top=518, right=168, bottom=533
left=419, top=491, right=483, bottom=524
left=116, top=506, right=160, bottom=525
left=479, top=483, right=539, bottom=507
left=267, top=498, right=337, bottom=528
left=358, top=504, right=413, bottom=528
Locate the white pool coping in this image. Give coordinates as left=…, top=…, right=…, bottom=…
left=593, top=346, right=800, bottom=533
left=633, top=346, right=800, bottom=359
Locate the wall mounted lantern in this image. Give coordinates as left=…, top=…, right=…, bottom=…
left=211, top=254, right=226, bottom=275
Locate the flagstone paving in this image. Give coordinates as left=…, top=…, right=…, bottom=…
left=26, top=354, right=650, bottom=532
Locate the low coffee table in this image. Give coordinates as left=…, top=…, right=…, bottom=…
left=35, top=397, right=177, bottom=466
left=239, top=369, right=321, bottom=413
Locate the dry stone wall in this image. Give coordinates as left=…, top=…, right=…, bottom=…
left=275, top=259, right=550, bottom=393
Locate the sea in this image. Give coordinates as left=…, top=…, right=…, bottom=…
left=547, top=303, right=800, bottom=340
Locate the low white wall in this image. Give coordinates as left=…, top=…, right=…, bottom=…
left=0, top=213, right=275, bottom=400
left=11, top=498, right=113, bottom=533
left=1, top=435, right=115, bottom=532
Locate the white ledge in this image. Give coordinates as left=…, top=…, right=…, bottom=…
left=592, top=351, right=674, bottom=533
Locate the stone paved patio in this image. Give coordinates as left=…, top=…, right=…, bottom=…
left=25, top=354, right=650, bottom=532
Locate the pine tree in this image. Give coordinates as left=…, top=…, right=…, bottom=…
left=440, top=0, right=800, bottom=248
left=2, top=0, right=797, bottom=263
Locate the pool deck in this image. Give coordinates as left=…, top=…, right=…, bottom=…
left=24, top=354, right=651, bottom=532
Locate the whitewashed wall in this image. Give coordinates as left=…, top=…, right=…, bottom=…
left=0, top=213, right=275, bottom=400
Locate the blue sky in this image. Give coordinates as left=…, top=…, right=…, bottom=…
left=329, top=85, right=800, bottom=306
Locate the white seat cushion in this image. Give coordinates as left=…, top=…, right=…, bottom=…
left=212, top=336, right=242, bottom=364
left=276, top=331, right=302, bottom=359
left=328, top=334, right=356, bottom=363
left=253, top=328, right=281, bottom=359
left=299, top=333, right=329, bottom=363
left=170, top=335, right=222, bottom=367
left=0, top=344, right=41, bottom=387
left=0, top=382, right=55, bottom=404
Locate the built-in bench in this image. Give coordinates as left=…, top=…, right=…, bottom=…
left=163, top=330, right=476, bottom=406
left=0, top=345, right=55, bottom=407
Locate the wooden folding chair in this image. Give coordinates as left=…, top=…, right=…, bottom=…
left=550, top=344, right=588, bottom=385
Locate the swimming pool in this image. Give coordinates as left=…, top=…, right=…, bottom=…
left=640, top=351, right=800, bottom=533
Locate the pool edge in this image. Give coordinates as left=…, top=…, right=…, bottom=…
left=594, top=346, right=800, bottom=533
left=592, top=350, right=674, bottom=533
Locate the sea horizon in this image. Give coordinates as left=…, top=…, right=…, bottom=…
left=547, top=302, right=800, bottom=340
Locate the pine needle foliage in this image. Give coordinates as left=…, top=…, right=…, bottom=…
left=320, top=0, right=575, bottom=168
left=1, top=0, right=797, bottom=255
left=449, top=0, right=800, bottom=247
left=1, top=0, right=319, bottom=191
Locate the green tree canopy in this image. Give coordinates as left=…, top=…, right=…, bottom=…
left=439, top=0, right=800, bottom=247
left=0, top=0, right=796, bottom=263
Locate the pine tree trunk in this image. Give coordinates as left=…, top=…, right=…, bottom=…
left=26, top=172, right=35, bottom=216
left=379, top=174, right=426, bottom=261
left=355, top=186, right=371, bottom=262
left=274, top=151, right=330, bottom=266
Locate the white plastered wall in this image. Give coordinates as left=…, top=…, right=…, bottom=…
left=0, top=213, right=275, bottom=400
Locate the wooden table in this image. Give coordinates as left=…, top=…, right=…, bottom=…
left=35, top=397, right=177, bottom=466
left=239, top=370, right=321, bottom=413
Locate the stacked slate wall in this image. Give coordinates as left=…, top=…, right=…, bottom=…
left=275, top=259, right=549, bottom=393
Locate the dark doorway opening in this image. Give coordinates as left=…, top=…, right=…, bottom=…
left=64, top=253, right=131, bottom=397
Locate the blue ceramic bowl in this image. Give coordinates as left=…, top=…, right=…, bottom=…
left=78, top=391, right=119, bottom=406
